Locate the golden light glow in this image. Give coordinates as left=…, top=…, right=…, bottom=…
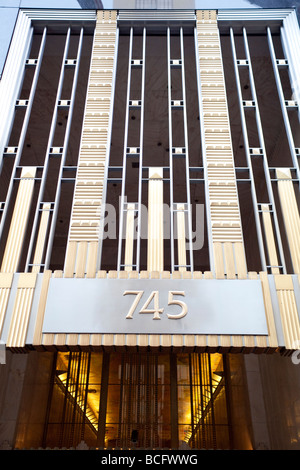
left=52, top=352, right=228, bottom=449
left=56, top=352, right=101, bottom=432
left=179, top=354, right=224, bottom=444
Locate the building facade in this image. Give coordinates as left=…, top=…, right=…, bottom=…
left=0, top=1, right=300, bottom=450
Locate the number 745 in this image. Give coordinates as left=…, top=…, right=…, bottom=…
left=123, top=290, right=188, bottom=320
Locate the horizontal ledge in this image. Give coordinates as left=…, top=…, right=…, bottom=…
left=17, top=342, right=281, bottom=355
left=44, top=269, right=273, bottom=280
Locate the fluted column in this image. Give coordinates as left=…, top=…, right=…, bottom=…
left=147, top=168, right=164, bottom=272
left=64, top=10, right=117, bottom=278
left=276, top=168, right=300, bottom=273
left=1, top=167, right=36, bottom=273
left=196, top=10, right=247, bottom=278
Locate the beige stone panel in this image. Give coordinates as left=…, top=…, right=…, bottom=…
left=31, top=203, right=51, bottom=273
left=124, top=204, right=136, bottom=272
left=147, top=168, right=164, bottom=272
left=261, top=204, right=280, bottom=274
left=64, top=11, right=117, bottom=277
left=276, top=168, right=300, bottom=273
left=196, top=13, right=246, bottom=279
left=176, top=204, right=187, bottom=272
left=0, top=273, right=13, bottom=336
left=259, top=271, right=278, bottom=349
left=274, top=274, right=300, bottom=349
left=7, top=273, right=37, bottom=348
left=1, top=167, right=36, bottom=273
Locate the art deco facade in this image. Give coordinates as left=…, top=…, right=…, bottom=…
left=0, top=2, right=300, bottom=450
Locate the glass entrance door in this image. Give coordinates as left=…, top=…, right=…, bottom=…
left=44, top=351, right=230, bottom=449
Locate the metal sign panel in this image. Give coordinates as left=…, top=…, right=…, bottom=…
left=42, top=278, right=268, bottom=335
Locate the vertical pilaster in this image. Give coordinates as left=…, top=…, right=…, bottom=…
left=147, top=168, right=164, bottom=272
left=261, top=204, right=280, bottom=274
left=64, top=10, right=117, bottom=278
left=31, top=203, right=51, bottom=273
left=124, top=203, right=136, bottom=272
left=276, top=168, right=300, bottom=274
left=196, top=10, right=247, bottom=278
left=274, top=275, right=300, bottom=350
left=176, top=204, right=187, bottom=272
left=1, top=167, right=36, bottom=273
left=0, top=273, right=13, bottom=337
left=6, top=273, right=37, bottom=348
